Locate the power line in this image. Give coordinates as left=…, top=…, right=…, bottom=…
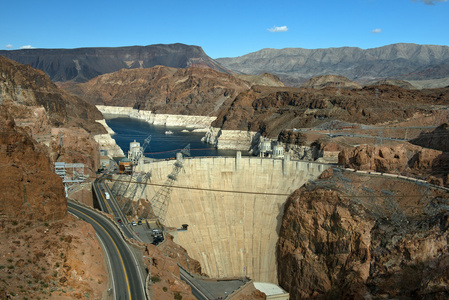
left=100, top=174, right=449, bottom=198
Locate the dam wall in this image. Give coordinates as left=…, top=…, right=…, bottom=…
left=140, top=156, right=329, bottom=283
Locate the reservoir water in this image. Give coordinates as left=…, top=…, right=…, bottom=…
left=105, top=116, right=247, bottom=159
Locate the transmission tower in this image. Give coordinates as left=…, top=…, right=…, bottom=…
left=140, top=144, right=190, bottom=222
left=122, top=172, right=151, bottom=216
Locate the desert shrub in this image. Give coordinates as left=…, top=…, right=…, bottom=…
left=174, top=292, right=182, bottom=300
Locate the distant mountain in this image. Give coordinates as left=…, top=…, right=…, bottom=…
left=0, top=43, right=229, bottom=83
left=216, top=43, right=449, bottom=87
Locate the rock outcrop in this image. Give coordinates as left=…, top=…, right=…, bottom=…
left=338, top=144, right=449, bottom=186
left=277, top=169, right=449, bottom=299
left=367, top=79, right=417, bottom=90
left=0, top=55, right=105, bottom=135
left=0, top=110, right=66, bottom=220
left=0, top=55, right=108, bottom=175
left=144, top=236, right=201, bottom=300
left=235, top=72, right=285, bottom=87
left=410, top=123, right=449, bottom=152
left=212, top=85, right=449, bottom=139
left=300, top=75, right=361, bottom=89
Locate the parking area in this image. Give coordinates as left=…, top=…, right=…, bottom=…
left=128, top=220, right=164, bottom=245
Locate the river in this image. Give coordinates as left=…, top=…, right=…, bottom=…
left=105, top=116, right=248, bottom=159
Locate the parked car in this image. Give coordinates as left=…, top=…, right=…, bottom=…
left=137, top=220, right=142, bottom=225
left=152, top=229, right=162, bottom=237
left=131, top=221, right=137, bottom=226
left=152, top=236, right=164, bottom=245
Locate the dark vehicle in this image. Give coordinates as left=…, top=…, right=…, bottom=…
left=117, top=219, right=122, bottom=223
left=152, top=236, right=164, bottom=245
left=137, top=220, right=142, bottom=225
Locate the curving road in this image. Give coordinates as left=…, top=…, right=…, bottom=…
left=94, top=177, right=138, bottom=240
left=68, top=201, right=146, bottom=300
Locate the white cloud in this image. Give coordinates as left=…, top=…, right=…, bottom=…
left=5, top=44, right=13, bottom=49
left=372, top=28, right=382, bottom=34
left=412, top=0, right=447, bottom=5
left=20, top=45, right=35, bottom=49
left=268, top=25, right=288, bottom=33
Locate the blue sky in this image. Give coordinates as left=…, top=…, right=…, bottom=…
left=1, top=0, right=448, bottom=58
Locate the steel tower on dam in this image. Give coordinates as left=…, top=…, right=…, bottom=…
left=138, top=154, right=329, bottom=283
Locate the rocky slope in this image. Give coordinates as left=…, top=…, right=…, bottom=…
left=65, top=66, right=251, bottom=116
left=0, top=55, right=108, bottom=174
left=0, top=216, right=108, bottom=299
left=0, top=43, right=229, bottom=83
left=212, top=84, right=449, bottom=139
left=0, top=109, right=108, bottom=299
left=0, top=110, right=66, bottom=221
left=235, top=72, right=285, bottom=87
left=217, top=43, right=449, bottom=87
left=338, top=143, right=449, bottom=186
left=277, top=168, right=449, bottom=299
left=410, top=123, right=449, bottom=153
left=300, top=75, right=361, bottom=89
left=0, top=55, right=105, bottom=135
left=366, top=79, right=417, bottom=90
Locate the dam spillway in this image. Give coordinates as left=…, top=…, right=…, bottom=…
left=140, top=155, right=328, bottom=283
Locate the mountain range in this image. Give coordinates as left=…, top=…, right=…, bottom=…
left=216, top=43, right=449, bottom=87
left=1, top=43, right=449, bottom=88
left=0, top=43, right=228, bottom=83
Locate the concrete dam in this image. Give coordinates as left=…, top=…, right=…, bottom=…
left=138, top=154, right=328, bottom=283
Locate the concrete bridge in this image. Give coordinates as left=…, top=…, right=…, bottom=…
left=139, top=155, right=330, bottom=283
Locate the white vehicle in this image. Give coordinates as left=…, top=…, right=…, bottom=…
left=152, top=229, right=162, bottom=237
left=104, top=192, right=110, bottom=200
left=131, top=221, right=137, bottom=226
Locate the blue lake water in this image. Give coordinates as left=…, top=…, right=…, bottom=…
left=105, top=117, right=248, bottom=159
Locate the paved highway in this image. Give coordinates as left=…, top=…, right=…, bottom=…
left=68, top=201, right=146, bottom=300
left=93, top=177, right=139, bottom=241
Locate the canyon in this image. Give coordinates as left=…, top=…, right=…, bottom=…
left=0, top=56, right=204, bottom=299
left=2, top=41, right=449, bottom=299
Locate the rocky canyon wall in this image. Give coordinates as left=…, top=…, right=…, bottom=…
left=96, top=105, right=216, bottom=128
left=277, top=168, right=449, bottom=299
